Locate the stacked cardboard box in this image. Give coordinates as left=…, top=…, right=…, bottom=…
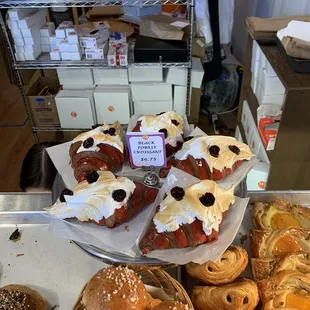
left=40, top=22, right=55, bottom=53
left=79, top=27, right=110, bottom=60
left=50, top=21, right=82, bottom=61
left=8, top=9, right=46, bottom=61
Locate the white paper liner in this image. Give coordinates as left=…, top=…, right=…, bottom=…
left=138, top=167, right=250, bottom=265
left=158, top=126, right=259, bottom=190
left=47, top=128, right=125, bottom=189
left=47, top=193, right=156, bottom=257
left=47, top=142, right=77, bottom=189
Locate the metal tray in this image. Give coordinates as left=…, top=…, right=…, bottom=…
left=69, top=180, right=246, bottom=267
left=0, top=193, right=110, bottom=310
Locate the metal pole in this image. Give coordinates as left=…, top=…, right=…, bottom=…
left=0, top=11, right=39, bottom=143
left=185, top=0, right=195, bottom=117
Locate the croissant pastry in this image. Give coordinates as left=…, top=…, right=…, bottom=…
left=192, top=278, right=259, bottom=310
left=159, top=135, right=255, bottom=180
left=70, top=122, right=125, bottom=183
left=186, top=246, right=248, bottom=285
left=252, top=252, right=310, bottom=281
left=45, top=171, right=158, bottom=228
left=253, top=199, right=310, bottom=230
left=139, top=179, right=235, bottom=254
left=131, top=111, right=184, bottom=159
left=258, top=270, right=310, bottom=308
left=250, top=228, right=310, bottom=259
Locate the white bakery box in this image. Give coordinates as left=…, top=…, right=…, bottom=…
left=239, top=101, right=271, bottom=191
left=128, top=67, right=163, bottom=82
left=55, top=89, right=96, bottom=129
left=94, top=85, right=130, bottom=124
left=93, top=68, right=128, bottom=85
left=251, top=40, right=286, bottom=108
left=56, top=68, right=94, bottom=85
left=131, top=82, right=173, bottom=115
left=164, top=57, right=204, bottom=88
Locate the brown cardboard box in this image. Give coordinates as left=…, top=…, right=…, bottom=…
left=26, top=77, right=60, bottom=126
left=140, top=15, right=190, bottom=41
left=192, top=37, right=206, bottom=63
left=189, top=87, right=201, bottom=123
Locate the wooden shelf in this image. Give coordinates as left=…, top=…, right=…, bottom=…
left=260, top=44, right=310, bottom=90
left=240, top=36, right=310, bottom=189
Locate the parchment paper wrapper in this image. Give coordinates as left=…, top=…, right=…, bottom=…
left=156, top=126, right=259, bottom=190
left=47, top=192, right=156, bottom=257
left=136, top=167, right=250, bottom=265
left=47, top=126, right=125, bottom=189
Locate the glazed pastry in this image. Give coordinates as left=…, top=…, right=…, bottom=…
left=81, top=266, right=148, bottom=310
left=139, top=180, right=235, bottom=254
left=152, top=301, right=192, bottom=310
left=45, top=171, right=158, bottom=228
left=252, top=252, right=310, bottom=281
left=70, top=122, right=125, bottom=182
left=186, top=246, right=248, bottom=285
left=258, top=270, right=310, bottom=308
left=0, top=284, right=48, bottom=310
left=192, top=278, right=259, bottom=310
left=250, top=228, right=310, bottom=258
left=159, top=135, right=255, bottom=180
left=131, top=111, right=184, bottom=158
left=253, top=199, right=310, bottom=230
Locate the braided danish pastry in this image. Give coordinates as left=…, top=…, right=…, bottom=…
left=259, top=270, right=310, bottom=309
left=253, top=199, right=310, bottom=230
left=252, top=252, right=310, bottom=281
left=250, top=228, right=310, bottom=258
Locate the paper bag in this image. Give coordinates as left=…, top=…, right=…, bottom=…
left=140, top=15, right=190, bottom=41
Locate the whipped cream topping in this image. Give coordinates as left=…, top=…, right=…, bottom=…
left=73, top=122, right=124, bottom=153
left=45, top=171, right=136, bottom=223
left=138, top=111, right=184, bottom=147
left=153, top=180, right=235, bottom=236
left=175, top=135, right=255, bottom=172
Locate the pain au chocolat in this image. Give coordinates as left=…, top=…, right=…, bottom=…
left=159, top=135, right=254, bottom=180
left=186, top=246, right=248, bottom=285
left=192, top=278, right=259, bottom=310
left=70, top=122, right=125, bottom=183
left=139, top=179, right=235, bottom=254
left=253, top=199, right=310, bottom=230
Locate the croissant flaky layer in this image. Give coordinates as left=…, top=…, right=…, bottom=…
left=70, top=142, right=125, bottom=182
left=159, top=156, right=243, bottom=180
left=258, top=270, right=310, bottom=307
left=252, top=252, right=310, bottom=281
left=186, top=246, right=248, bottom=285
left=252, top=199, right=310, bottom=230
left=250, top=228, right=310, bottom=259
left=192, top=278, right=259, bottom=310
left=139, top=219, right=218, bottom=255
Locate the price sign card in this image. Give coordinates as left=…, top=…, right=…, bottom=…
left=126, top=132, right=167, bottom=168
